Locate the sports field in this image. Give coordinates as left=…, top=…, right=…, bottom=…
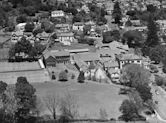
left=33, top=81, right=127, bottom=119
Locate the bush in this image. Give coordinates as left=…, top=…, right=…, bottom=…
left=155, top=75, right=163, bottom=86
left=59, top=71, right=68, bottom=81
left=162, top=66, right=166, bottom=73
left=77, top=71, right=85, bottom=83
left=71, top=74, right=75, bottom=79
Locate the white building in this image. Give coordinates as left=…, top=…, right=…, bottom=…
left=73, top=22, right=84, bottom=31
left=51, top=10, right=65, bottom=18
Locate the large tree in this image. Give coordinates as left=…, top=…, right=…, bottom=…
left=122, top=30, right=144, bottom=48
left=120, top=64, right=150, bottom=88
left=119, top=99, right=140, bottom=122
left=145, top=14, right=159, bottom=47
left=15, top=77, right=37, bottom=123
left=112, top=1, right=122, bottom=24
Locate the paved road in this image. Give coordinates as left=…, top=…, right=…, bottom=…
left=151, top=84, right=166, bottom=121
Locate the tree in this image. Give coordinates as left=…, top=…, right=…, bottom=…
left=119, top=99, right=140, bottom=122
left=15, top=77, right=37, bottom=123
left=149, top=45, right=166, bottom=63
left=59, top=93, right=79, bottom=121
left=120, top=64, right=150, bottom=88
left=122, top=30, right=144, bottom=48
left=44, top=93, right=60, bottom=119
left=16, top=15, right=27, bottom=24
left=14, top=37, right=32, bottom=56
left=112, top=1, right=122, bottom=24
left=24, top=22, right=35, bottom=32
left=155, top=75, right=164, bottom=86
left=77, top=71, right=85, bottom=83
left=99, top=108, right=108, bottom=120
left=145, top=14, right=159, bottom=47
left=147, top=4, right=157, bottom=13
left=59, top=71, right=68, bottom=81
left=136, top=84, right=152, bottom=102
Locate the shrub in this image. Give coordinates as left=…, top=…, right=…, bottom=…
left=71, top=74, right=75, bottom=79
left=59, top=71, right=68, bottom=81
left=77, top=71, right=85, bottom=83
left=155, top=75, right=163, bottom=86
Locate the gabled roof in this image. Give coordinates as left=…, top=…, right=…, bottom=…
left=116, top=53, right=142, bottom=61
left=74, top=52, right=100, bottom=62
left=57, top=32, right=74, bottom=37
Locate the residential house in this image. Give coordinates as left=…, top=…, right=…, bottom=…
left=36, top=31, right=50, bottom=44
left=57, top=32, right=75, bottom=43
left=116, top=53, right=142, bottom=69
left=0, top=48, right=9, bottom=62
left=73, top=52, right=100, bottom=66
left=15, top=23, right=26, bottom=32
left=103, top=60, right=120, bottom=82
left=51, top=10, right=65, bottom=18
left=11, top=31, right=23, bottom=43
left=44, top=50, right=70, bottom=67
left=73, top=22, right=84, bottom=31
left=55, top=24, right=71, bottom=32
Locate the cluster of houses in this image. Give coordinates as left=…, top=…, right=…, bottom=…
left=0, top=0, right=160, bottom=84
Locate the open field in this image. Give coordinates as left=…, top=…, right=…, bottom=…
left=33, top=81, right=127, bottom=119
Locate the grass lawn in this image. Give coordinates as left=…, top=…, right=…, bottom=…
left=33, top=80, right=127, bottom=119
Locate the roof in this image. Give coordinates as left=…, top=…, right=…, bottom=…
left=12, top=31, right=24, bottom=36
left=74, top=52, right=100, bottom=62
left=103, top=60, right=119, bottom=68
left=73, top=22, right=84, bottom=26
left=44, top=50, right=70, bottom=59
left=116, top=53, right=142, bottom=61
left=55, top=24, right=70, bottom=28
left=0, top=48, right=9, bottom=60
left=57, top=32, right=74, bottom=37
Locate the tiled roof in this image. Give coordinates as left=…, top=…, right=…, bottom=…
left=57, top=32, right=74, bottom=37
left=116, top=53, right=142, bottom=61
left=74, top=52, right=100, bottom=62
left=103, top=60, right=119, bottom=68
left=44, top=50, right=70, bottom=59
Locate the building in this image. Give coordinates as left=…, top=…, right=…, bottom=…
left=44, top=50, right=70, bottom=67
left=74, top=52, right=100, bottom=65
left=11, top=31, right=24, bottom=43
left=57, top=32, right=75, bottom=43
left=73, top=22, right=84, bottom=31
left=15, top=23, right=26, bottom=32
left=55, top=24, right=71, bottom=32
left=116, top=53, right=142, bottom=69
left=51, top=10, right=65, bottom=18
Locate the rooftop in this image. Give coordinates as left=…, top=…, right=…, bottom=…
left=116, top=53, right=142, bottom=61
left=74, top=52, right=100, bottom=62
left=57, top=32, right=74, bottom=37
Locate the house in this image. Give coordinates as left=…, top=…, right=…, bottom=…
left=73, top=52, right=100, bottom=65
left=95, top=67, right=107, bottom=82
left=15, top=23, right=26, bottom=32
left=55, top=24, right=71, bottom=32
left=0, top=48, right=9, bottom=62
left=51, top=10, right=65, bottom=18
left=44, top=50, right=70, bottom=67
left=11, top=31, right=23, bottom=43
left=73, top=22, right=84, bottom=31
left=103, top=60, right=120, bottom=82
left=36, top=31, right=50, bottom=44
left=57, top=32, right=75, bottom=43
left=116, top=53, right=142, bottom=69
